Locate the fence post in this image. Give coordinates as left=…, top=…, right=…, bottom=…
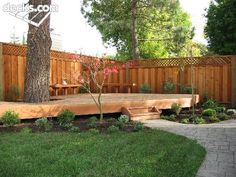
left=232, top=57, right=236, bottom=107
left=0, top=43, right=4, bottom=101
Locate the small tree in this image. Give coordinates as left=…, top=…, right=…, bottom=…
left=74, top=58, right=119, bottom=121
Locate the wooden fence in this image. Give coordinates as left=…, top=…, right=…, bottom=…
left=0, top=42, right=235, bottom=106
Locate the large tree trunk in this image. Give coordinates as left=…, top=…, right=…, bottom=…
left=131, top=0, right=140, bottom=59
left=24, top=0, right=52, bottom=103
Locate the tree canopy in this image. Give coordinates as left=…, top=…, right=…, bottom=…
left=205, top=0, right=236, bottom=55
left=81, top=0, right=197, bottom=60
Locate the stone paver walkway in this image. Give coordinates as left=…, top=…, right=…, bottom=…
left=142, top=119, right=236, bottom=177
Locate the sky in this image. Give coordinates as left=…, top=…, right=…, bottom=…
left=0, top=0, right=212, bottom=56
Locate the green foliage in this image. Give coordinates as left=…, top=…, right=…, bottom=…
left=20, top=127, right=32, bottom=134
left=134, top=122, right=144, bottom=131
left=181, top=118, right=190, bottom=124
left=57, top=110, right=75, bottom=126
left=139, top=82, right=151, bottom=93
left=215, top=106, right=226, bottom=113
left=106, top=118, right=117, bottom=123
left=118, top=115, right=129, bottom=124
left=107, top=125, right=119, bottom=133
left=163, top=79, right=175, bottom=93
left=180, top=85, right=192, bottom=94
left=88, top=116, right=98, bottom=128
left=202, top=109, right=217, bottom=117
left=193, top=117, right=206, bottom=124
left=88, top=128, right=100, bottom=134
left=161, top=114, right=176, bottom=121
left=80, top=83, right=89, bottom=93
left=6, top=85, right=21, bottom=101
left=68, top=126, right=80, bottom=133
left=35, top=118, right=53, bottom=131
left=202, top=99, right=218, bottom=109
left=171, top=103, right=182, bottom=116
left=205, top=0, right=236, bottom=55
left=0, top=110, right=20, bottom=127
left=81, top=0, right=193, bottom=59
left=209, top=116, right=220, bottom=123
left=217, top=113, right=229, bottom=121
left=114, top=121, right=125, bottom=129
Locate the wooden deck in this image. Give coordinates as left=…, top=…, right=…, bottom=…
left=0, top=94, right=199, bottom=119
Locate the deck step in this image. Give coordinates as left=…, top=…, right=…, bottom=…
left=121, top=106, right=162, bottom=121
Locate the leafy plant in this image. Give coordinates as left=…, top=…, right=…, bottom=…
left=202, top=109, right=216, bottom=117
left=0, top=110, right=20, bottom=127
left=217, top=113, right=229, bottom=121
left=163, top=79, right=175, bottom=93
left=171, top=103, right=182, bottom=116
left=180, top=118, right=189, bottom=124
left=79, top=83, right=90, bottom=93
left=115, top=121, right=125, bottom=129
left=160, top=114, right=176, bottom=121
left=107, top=125, right=119, bottom=133
left=193, top=117, right=206, bottom=124
left=106, top=118, right=117, bottom=123
left=209, top=116, right=220, bottom=123
left=215, top=106, right=226, bottom=113
left=20, top=127, right=32, bottom=134
left=35, top=118, right=53, bottom=131
left=57, top=109, right=75, bottom=126
left=88, top=116, right=98, bottom=128
left=139, top=82, right=151, bottom=93
left=134, top=122, right=144, bottom=131
left=118, top=115, right=129, bottom=124
left=88, top=128, right=100, bottom=134
left=180, top=85, right=192, bottom=94
left=68, top=126, right=80, bottom=133
left=6, top=85, right=21, bottom=101
left=202, top=99, right=218, bottom=109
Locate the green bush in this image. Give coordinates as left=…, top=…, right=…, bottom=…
left=215, top=106, right=226, bottom=113
left=209, top=116, right=220, bottom=123
left=88, top=128, right=100, bottom=134
left=1, top=110, right=20, bottom=127
left=180, top=118, right=190, bottom=124
left=134, top=122, right=144, bottom=131
left=107, top=125, right=119, bottom=133
left=180, top=85, right=192, bottom=94
left=68, top=126, right=80, bottom=133
left=62, top=123, right=73, bottom=129
left=118, top=115, right=129, bottom=124
left=217, top=113, right=229, bottom=121
left=20, top=127, right=32, bottom=134
left=194, top=117, right=206, bottom=124
left=115, top=121, right=125, bottom=129
left=202, top=109, right=217, bottom=117
left=88, top=116, right=98, bottom=128
left=171, top=103, right=182, bottom=116
left=163, top=79, right=175, bottom=93
left=202, top=99, right=218, bottom=109
left=6, top=85, right=21, bottom=101
left=57, top=109, right=75, bottom=126
left=35, top=118, right=53, bottom=131
left=160, top=114, right=176, bottom=121
left=139, top=82, right=151, bottom=93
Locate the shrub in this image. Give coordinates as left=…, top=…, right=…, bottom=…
left=88, top=128, right=100, bottom=134
left=163, top=79, right=175, bottom=93
left=171, top=103, right=182, bottom=116
left=180, top=118, right=189, bottom=124
left=20, top=127, right=32, bottom=134
left=6, top=85, right=21, bottom=101
left=202, top=99, right=218, bottom=109
left=180, top=85, right=192, bottom=94
left=35, top=118, right=53, bottom=131
left=118, top=115, right=129, bottom=124
left=57, top=109, right=75, bottom=126
left=209, top=116, right=220, bottom=123
left=107, top=125, right=119, bottom=133
left=193, top=117, right=206, bottom=124
left=1, top=110, right=20, bottom=127
left=115, top=121, right=125, bottom=129
left=139, top=82, right=151, bottom=93
left=217, top=113, right=229, bottom=121
left=202, top=109, right=216, bottom=117
left=68, top=126, right=80, bottom=133
left=134, top=122, right=144, bottom=131
left=62, top=123, right=73, bottom=129
left=88, top=116, right=98, bottom=128
left=215, top=106, right=226, bottom=113
left=160, top=114, right=176, bottom=121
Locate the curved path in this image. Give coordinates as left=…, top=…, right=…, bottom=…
left=142, top=119, right=236, bottom=177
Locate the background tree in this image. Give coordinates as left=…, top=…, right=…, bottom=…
left=205, top=0, right=236, bottom=55
left=81, top=0, right=194, bottom=60
left=24, top=0, right=52, bottom=103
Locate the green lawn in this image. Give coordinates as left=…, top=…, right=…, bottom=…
left=0, top=130, right=206, bottom=177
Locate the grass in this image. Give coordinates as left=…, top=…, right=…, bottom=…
left=0, top=129, right=206, bottom=177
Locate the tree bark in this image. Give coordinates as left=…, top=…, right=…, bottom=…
left=24, top=0, right=52, bottom=103
left=131, top=0, right=140, bottom=59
